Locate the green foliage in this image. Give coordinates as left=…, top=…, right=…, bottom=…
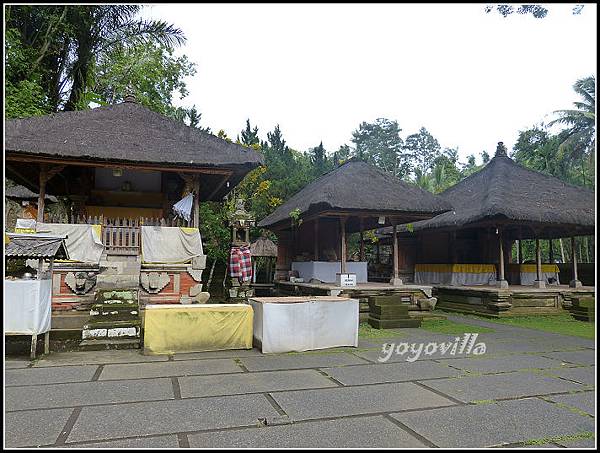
left=5, top=5, right=185, bottom=113
left=92, top=41, right=196, bottom=116
left=456, top=313, right=595, bottom=340
left=351, top=118, right=410, bottom=178
left=404, top=127, right=441, bottom=174
left=197, top=202, right=230, bottom=263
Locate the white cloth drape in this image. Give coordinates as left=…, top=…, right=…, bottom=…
left=36, top=223, right=103, bottom=264
left=250, top=298, right=359, bottom=353
left=291, top=261, right=368, bottom=283
left=141, top=226, right=203, bottom=264
left=5, top=280, right=52, bottom=334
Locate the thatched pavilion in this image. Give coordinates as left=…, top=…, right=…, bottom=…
left=258, top=160, right=451, bottom=287
left=5, top=96, right=263, bottom=332
left=378, top=142, right=595, bottom=315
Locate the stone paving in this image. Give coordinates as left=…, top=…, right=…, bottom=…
left=4, top=315, right=596, bottom=448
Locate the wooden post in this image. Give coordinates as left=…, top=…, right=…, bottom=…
left=37, top=165, right=48, bottom=223
left=533, top=238, right=545, bottom=288
left=390, top=220, right=402, bottom=285
left=359, top=218, right=365, bottom=262
left=314, top=218, right=319, bottom=261
left=570, top=236, right=581, bottom=287
left=30, top=334, right=37, bottom=360
left=193, top=176, right=200, bottom=228
left=517, top=239, right=522, bottom=264
left=497, top=228, right=508, bottom=288
left=340, top=217, right=347, bottom=274
left=548, top=239, right=554, bottom=263
left=376, top=242, right=380, bottom=264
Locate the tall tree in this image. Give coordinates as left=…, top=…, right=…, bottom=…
left=351, top=118, right=409, bottom=178
left=548, top=76, right=595, bottom=167
left=5, top=5, right=185, bottom=112
left=240, top=119, right=260, bottom=146
left=404, top=127, right=442, bottom=175
left=309, top=141, right=331, bottom=177
left=92, top=41, right=195, bottom=115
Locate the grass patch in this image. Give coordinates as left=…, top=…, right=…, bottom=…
left=420, top=319, right=495, bottom=335
left=358, top=322, right=405, bottom=339
left=523, top=431, right=594, bottom=446
left=448, top=312, right=595, bottom=339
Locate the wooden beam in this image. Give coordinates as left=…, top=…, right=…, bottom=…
left=205, top=173, right=233, bottom=200
left=359, top=218, right=365, bottom=262
left=535, top=238, right=542, bottom=282
left=392, top=221, right=399, bottom=280
left=193, top=176, right=200, bottom=228
left=340, top=217, right=347, bottom=274
left=6, top=154, right=232, bottom=175
left=37, top=165, right=48, bottom=222
left=314, top=217, right=319, bottom=261
left=498, top=229, right=505, bottom=282
left=570, top=236, right=581, bottom=287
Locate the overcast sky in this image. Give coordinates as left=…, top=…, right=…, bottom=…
left=142, top=3, right=596, bottom=163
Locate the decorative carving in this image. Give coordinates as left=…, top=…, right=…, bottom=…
left=65, top=272, right=97, bottom=295
left=140, top=272, right=170, bottom=294
left=186, top=268, right=204, bottom=282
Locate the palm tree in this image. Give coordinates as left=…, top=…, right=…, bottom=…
left=6, top=5, right=186, bottom=111
left=64, top=6, right=186, bottom=110
left=548, top=76, right=596, bottom=164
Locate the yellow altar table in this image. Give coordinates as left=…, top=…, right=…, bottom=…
left=507, top=264, right=560, bottom=285
left=414, top=264, right=497, bottom=286
left=143, top=304, right=253, bottom=355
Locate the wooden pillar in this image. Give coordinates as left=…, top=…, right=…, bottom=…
left=340, top=217, right=347, bottom=274
left=314, top=218, right=319, bottom=261
left=37, top=165, right=48, bottom=223
left=390, top=221, right=402, bottom=285
left=496, top=228, right=508, bottom=288
left=548, top=239, right=554, bottom=263
left=517, top=239, right=523, bottom=264
left=192, top=176, right=200, bottom=228
left=531, top=236, right=546, bottom=288
left=570, top=236, right=581, bottom=287
left=376, top=242, right=380, bottom=264
left=359, top=218, right=365, bottom=262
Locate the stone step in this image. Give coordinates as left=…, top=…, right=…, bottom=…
left=367, top=316, right=422, bottom=329
left=84, top=318, right=142, bottom=329
left=90, top=303, right=139, bottom=316
left=79, top=338, right=141, bottom=350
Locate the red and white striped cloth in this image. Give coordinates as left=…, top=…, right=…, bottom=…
left=229, top=246, right=253, bottom=282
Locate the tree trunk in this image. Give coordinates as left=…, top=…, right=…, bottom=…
left=206, top=259, right=216, bottom=289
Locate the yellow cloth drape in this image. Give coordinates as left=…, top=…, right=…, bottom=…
left=143, top=304, right=253, bottom=355
left=508, top=264, right=560, bottom=273
left=414, top=264, right=497, bottom=274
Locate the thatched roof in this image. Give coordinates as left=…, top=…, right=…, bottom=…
left=250, top=236, right=277, bottom=257
left=5, top=97, right=263, bottom=172
left=382, top=143, right=595, bottom=239
left=5, top=234, right=69, bottom=259
left=5, top=184, right=58, bottom=203
left=258, top=160, right=452, bottom=231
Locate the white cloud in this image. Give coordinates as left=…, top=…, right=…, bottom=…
left=142, top=3, right=596, bottom=163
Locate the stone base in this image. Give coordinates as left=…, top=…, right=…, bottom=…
left=533, top=280, right=546, bottom=289
left=389, top=277, right=404, bottom=286
left=496, top=279, right=509, bottom=289
left=367, top=316, right=422, bottom=329
left=569, top=279, right=583, bottom=288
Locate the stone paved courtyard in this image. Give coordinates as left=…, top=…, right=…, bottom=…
left=4, top=316, right=596, bottom=448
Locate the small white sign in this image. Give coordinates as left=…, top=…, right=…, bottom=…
left=336, top=273, right=357, bottom=287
